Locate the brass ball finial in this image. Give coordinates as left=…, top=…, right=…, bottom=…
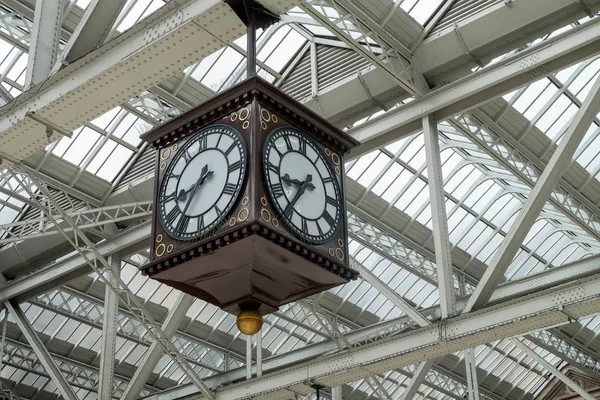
left=236, top=309, right=263, bottom=335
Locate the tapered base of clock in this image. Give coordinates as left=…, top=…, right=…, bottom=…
left=142, top=233, right=347, bottom=315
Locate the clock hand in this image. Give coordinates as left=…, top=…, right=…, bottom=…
left=283, top=174, right=313, bottom=218
left=178, top=166, right=213, bottom=217
left=177, top=166, right=213, bottom=202
left=282, top=173, right=316, bottom=191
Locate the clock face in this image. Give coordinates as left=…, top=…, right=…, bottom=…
left=263, top=127, right=342, bottom=244
left=158, top=125, right=246, bottom=240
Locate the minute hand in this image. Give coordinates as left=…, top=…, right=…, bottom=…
left=284, top=174, right=313, bottom=218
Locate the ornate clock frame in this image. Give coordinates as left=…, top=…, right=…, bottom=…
left=141, top=76, right=359, bottom=315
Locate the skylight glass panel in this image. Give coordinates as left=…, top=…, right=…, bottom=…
left=400, top=0, right=444, bottom=25
left=116, top=0, right=166, bottom=32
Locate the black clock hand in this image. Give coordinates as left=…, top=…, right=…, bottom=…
left=178, top=165, right=213, bottom=216
left=282, top=173, right=316, bottom=191
left=284, top=174, right=313, bottom=218
left=177, top=166, right=213, bottom=202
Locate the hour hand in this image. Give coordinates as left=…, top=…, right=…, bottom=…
left=282, top=173, right=315, bottom=191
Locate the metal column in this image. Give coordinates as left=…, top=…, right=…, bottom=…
left=465, top=72, right=600, bottom=312
left=422, top=114, right=455, bottom=318
left=25, top=0, right=63, bottom=87
left=122, top=293, right=196, bottom=400
left=98, top=255, right=121, bottom=400
left=331, top=386, right=342, bottom=400
left=464, top=348, right=480, bottom=400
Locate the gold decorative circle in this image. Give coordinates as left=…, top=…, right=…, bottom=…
left=239, top=107, right=250, bottom=121
left=155, top=243, right=166, bottom=257
left=238, top=208, right=249, bottom=222
left=260, top=208, right=271, bottom=223
left=229, top=217, right=236, bottom=226
left=325, top=148, right=331, bottom=156
left=272, top=218, right=279, bottom=227
left=260, top=108, right=271, bottom=122
left=335, top=248, right=344, bottom=261
left=337, top=239, right=343, bottom=247
left=161, top=148, right=171, bottom=160
left=335, top=166, right=340, bottom=175
left=272, top=115, right=278, bottom=123
left=156, top=234, right=163, bottom=243
left=160, top=162, right=167, bottom=171
left=260, top=196, right=267, bottom=207
left=242, top=121, right=250, bottom=130
left=230, top=113, right=238, bottom=122
left=331, top=153, right=340, bottom=165
left=167, top=244, right=174, bottom=253
left=242, top=196, right=249, bottom=206
left=261, top=121, right=267, bottom=130
left=328, top=248, right=335, bottom=257
left=171, top=143, right=178, bottom=151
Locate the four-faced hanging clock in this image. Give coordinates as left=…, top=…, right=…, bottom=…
left=140, top=77, right=359, bottom=316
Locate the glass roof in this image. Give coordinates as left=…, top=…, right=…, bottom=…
left=1, top=0, right=600, bottom=399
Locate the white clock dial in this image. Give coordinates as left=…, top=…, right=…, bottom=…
left=158, top=125, right=246, bottom=240
left=263, top=127, right=341, bottom=244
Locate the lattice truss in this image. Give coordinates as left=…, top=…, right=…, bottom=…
left=1, top=0, right=600, bottom=399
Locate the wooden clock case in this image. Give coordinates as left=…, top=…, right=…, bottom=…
left=140, top=77, right=359, bottom=315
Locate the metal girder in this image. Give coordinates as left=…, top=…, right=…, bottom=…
left=149, top=271, right=600, bottom=400
left=5, top=170, right=216, bottom=399
left=411, top=0, right=455, bottom=51
left=0, top=201, right=152, bottom=244
left=121, top=293, right=196, bottom=400
left=401, top=360, right=435, bottom=400
left=348, top=17, right=600, bottom=159
left=0, top=0, right=301, bottom=166
left=4, top=300, right=78, bottom=400
left=299, top=0, right=426, bottom=96
left=464, top=72, right=600, bottom=312
left=98, top=255, right=120, bottom=400
left=1, top=335, right=156, bottom=398
left=527, top=330, right=600, bottom=382
left=60, top=0, right=128, bottom=65
left=512, top=339, right=595, bottom=400
left=422, top=114, right=455, bottom=318
left=350, top=257, right=430, bottom=327
left=24, top=0, right=62, bottom=88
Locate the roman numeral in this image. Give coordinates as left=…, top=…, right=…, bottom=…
left=326, top=196, right=338, bottom=206
left=166, top=207, right=179, bottom=224
left=284, top=204, right=294, bottom=219
left=223, top=183, right=237, bottom=195
left=225, top=143, right=235, bottom=156
left=271, top=183, right=284, bottom=198
left=316, top=221, right=324, bottom=236
left=198, top=215, right=204, bottom=231
left=322, top=211, right=335, bottom=228
left=323, top=176, right=333, bottom=184
left=214, top=205, right=223, bottom=215
left=176, top=215, right=190, bottom=232
left=228, top=160, right=242, bottom=173
left=163, top=191, right=176, bottom=202
left=182, top=150, right=192, bottom=162
left=267, top=162, right=279, bottom=175
left=299, top=139, right=307, bottom=154
left=283, top=135, right=293, bottom=150
left=198, top=135, right=208, bottom=151
left=168, top=173, right=180, bottom=180
left=301, top=218, right=308, bottom=234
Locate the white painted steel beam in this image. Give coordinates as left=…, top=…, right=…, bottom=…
left=5, top=300, right=79, bottom=400
left=60, top=0, right=128, bottom=65
left=149, top=272, right=600, bottom=400
left=122, top=293, right=196, bottom=400
left=464, top=348, right=480, bottom=400
left=0, top=0, right=301, bottom=166
left=422, top=114, right=455, bottom=318
left=400, top=360, right=434, bottom=400
left=348, top=18, right=600, bottom=159
left=24, top=0, right=62, bottom=88
left=512, top=339, right=595, bottom=400
left=464, top=73, right=600, bottom=312
left=351, top=257, right=430, bottom=327
left=98, top=255, right=121, bottom=400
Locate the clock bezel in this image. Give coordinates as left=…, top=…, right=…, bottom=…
left=158, top=124, right=248, bottom=241
left=263, top=126, right=342, bottom=245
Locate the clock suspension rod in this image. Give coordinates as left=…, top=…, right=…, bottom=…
left=244, top=0, right=257, bottom=78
